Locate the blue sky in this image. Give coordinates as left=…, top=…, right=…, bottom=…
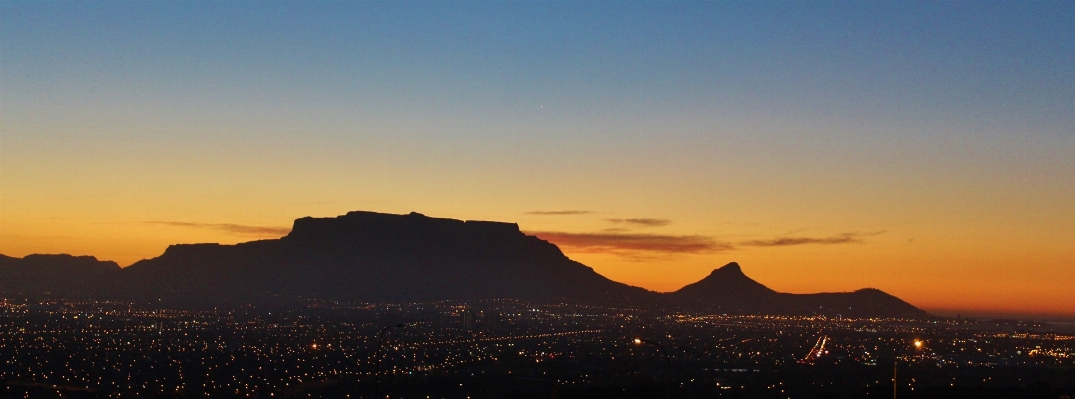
left=5, top=1, right=1072, bottom=134
left=2, top=1, right=1074, bottom=317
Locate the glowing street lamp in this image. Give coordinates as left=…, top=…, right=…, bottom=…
left=633, top=338, right=672, bottom=399
left=894, top=339, right=924, bottom=399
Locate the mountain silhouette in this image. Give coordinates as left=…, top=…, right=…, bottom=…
left=0, top=254, right=121, bottom=298
left=117, top=211, right=652, bottom=305
left=670, top=262, right=927, bottom=318
left=0, top=211, right=928, bottom=318
left=675, top=262, right=778, bottom=299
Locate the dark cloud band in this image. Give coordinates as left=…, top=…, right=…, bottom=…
left=142, top=221, right=291, bottom=237
left=605, top=218, right=671, bottom=227
left=739, top=231, right=884, bottom=247
left=526, top=231, right=732, bottom=254
left=528, top=229, right=882, bottom=260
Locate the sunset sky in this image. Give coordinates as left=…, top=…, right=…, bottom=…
left=2, top=2, right=1072, bottom=319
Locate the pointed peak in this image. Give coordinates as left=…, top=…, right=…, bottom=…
left=711, top=262, right=742, bottom=275
left=675, top=261, right=777, bottom=297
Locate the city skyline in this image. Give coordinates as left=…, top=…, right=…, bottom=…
left=2, top=2, right=1073, bottom=320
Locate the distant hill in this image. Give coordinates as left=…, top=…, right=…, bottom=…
left=0, top=211, right=929, bottom=318
left=0, top=254, right=121, bottom=298
left=670, top=262, right=928, bottom=318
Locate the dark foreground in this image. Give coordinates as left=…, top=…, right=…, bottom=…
left=2, top=298, right=1072, bottom=399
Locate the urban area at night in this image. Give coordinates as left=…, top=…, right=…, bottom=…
left=3, top=299, right=1072, bottom=398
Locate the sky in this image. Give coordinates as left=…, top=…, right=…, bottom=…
left=2, top=1, right=1073, bottom=319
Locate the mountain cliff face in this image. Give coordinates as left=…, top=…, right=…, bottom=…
left=0, top=211, right=929, bottom=318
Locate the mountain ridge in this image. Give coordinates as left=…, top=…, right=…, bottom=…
left=0, top=211, right=928, bottom=318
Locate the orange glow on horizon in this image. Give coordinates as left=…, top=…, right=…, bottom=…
left=1, top=208, right=1072, bottom=319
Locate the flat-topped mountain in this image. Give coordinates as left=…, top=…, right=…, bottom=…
left=119, top=211, right=652, bottom=305
left=0, top=211, right=928, bottom=318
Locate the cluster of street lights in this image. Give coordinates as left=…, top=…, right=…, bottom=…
left=894, top=339, right=924, bottom=399
left=630, top=336, right=926, bottom=399
left=375, top=327, right=931, bottom=399
left=374, top=324, right=407, bottom=399
left=370, top=325, right=676, bottom=399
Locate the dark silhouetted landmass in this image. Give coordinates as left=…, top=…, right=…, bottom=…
left=117, top=211, right=650, bottom=306
left=0, top=211, right=928, bottom=318
left=670, top=262, right=928, bottom=318
left=0, top=253, right=121, bottom=298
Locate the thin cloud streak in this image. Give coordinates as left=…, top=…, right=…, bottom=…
left=526, top=231, right=733, bottom=254
left=740, top=231, right=884, bottom=247
left=605, top=218, right=671, bottom=227
left=142, top=221, right=291, bottom=237
left=527, top=230, right=882, bottom=259
left=524, top=210, right=595, bottom=215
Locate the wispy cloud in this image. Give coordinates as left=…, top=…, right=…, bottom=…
left=527, top=229, right=882, bottom=260
left=141, top=221, right=291, bottom=237
left=605, top=218, right=671, bottom=227
left=739, top=231, right=884, bottom=247
left=524, top=210, right=595, bottom=215
left=526, top=231, right=733, bottom=258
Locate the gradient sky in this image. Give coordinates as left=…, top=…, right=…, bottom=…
left=2, top=2, right=1073, bottom=319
